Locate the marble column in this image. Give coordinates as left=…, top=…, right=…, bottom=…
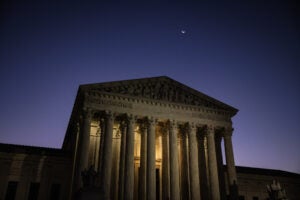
left=180, top=128, right=190, bottom=200
left=111, top=126, right=121, bottom=200
left=161, top=124, right=170, bottom=200
left=97, top=118, right=105, bottom=175
left=224, top=129, right=237, bottom=185
left=206, top=125, right=220, bottom=200
left=70, top=122, right=80, bottom=197
left=224, top=128, right=238, bottom=199
left=187, top=123, right=201, bottom=200
left=101, top=112, right=115, bottom=200
left=94, top=128, right=101, bottom=171
left=147, top=117, right=156, bottom=200
left=169, top=121, right=180, bottom=200
left=78, top=108, right=92, bottom=187
left=124, top=115, right=136, bottom=200
left=118, top=121, right=127, bottom=200
left=215, top=134, right=226, bottom=200
left=139, top=123, right=147, bottom=200
left=197, top=134, right=209, bottom=200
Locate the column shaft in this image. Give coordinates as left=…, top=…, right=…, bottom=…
left=118, top=122, right=126, bottom=200
left=207, top=126, right=220, bottom=200
left=188, top=124, right=201, bottom=200
left=169, top=121, right=180, bottom=200
left=224, top=129, right=238, bottom=200
left=215, top=135, right=226, bottom=200
left=80, top=109, right=92, bottom=170
left=139, top=124, right=147, bottom=200
left=198, top=136, right=209, bottom=200
left=224, top=133, right=237, bottom=185
left=111, top=128, right=121, bottom=200
left=124, top=116, right=135, bottom=200
left=101, top=112, right=114, bottom=199
left=147, top=118, right=156, bottom=200
left=180, top=133, right=190, bottom=200
left=162, top=126, right=170, bottom=200
left=78, top=109, right=92, bottom=188
left=97, top=119, right=105, bottom=174
left=94, top=128, right=101, bottom=171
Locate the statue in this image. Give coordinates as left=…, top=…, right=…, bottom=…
left=81, top=165, right=97, bottom=188
left=267, top=180, right=288, bottom=200
left=76, top=165, right=101, bottom=200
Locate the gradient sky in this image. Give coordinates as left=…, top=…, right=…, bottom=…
left=0, top=1, right=299, bottom=173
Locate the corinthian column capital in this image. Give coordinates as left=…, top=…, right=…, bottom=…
left=223, top=127, right=234, bottom=137
left=204, top=124, right=216, bottom=136
left=169, top=120, right=177, bottom=129
left=104, top=110, right=115, bottom=121
left=126, top=114, right=137, bottom=127
left=168, top=120, right=178, bottom=138
left=187, top=122, right=197, bottom=136
left=119, top=120, right=127, bottom=132
left=159, top=122, right=169, bottom=137
left=82, top=107, right=93, bottom=120
left=147, top=116, right=157, bottom=127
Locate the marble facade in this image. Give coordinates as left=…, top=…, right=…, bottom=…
left=0, top=76, right=245, bottom=200
left=66, top=76, right=239, bottom=200
left=2, top=77, right=300, bottom=200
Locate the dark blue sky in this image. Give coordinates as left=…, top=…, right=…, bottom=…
left=1, top=1, right=299, bottom=173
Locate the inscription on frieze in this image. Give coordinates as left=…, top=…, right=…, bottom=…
left=88, top=97, right=133, bottom=109
left=191, top=113, right=205, bottom=118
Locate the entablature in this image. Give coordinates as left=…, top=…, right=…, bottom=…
left=83, top=91, right=232, bottom=127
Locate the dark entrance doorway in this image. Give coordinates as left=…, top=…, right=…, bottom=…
left=156, top=168, right=160, bottom=200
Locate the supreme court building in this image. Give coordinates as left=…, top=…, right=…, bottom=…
left=64, top=76, right=239, bottom=200
left=1, top=76, right=299, bottom=200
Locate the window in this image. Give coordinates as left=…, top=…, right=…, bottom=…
left=27, top=182, right=40, bottom=200
left=49, top=183, right=61, bottom=200
left=5, top=181, right=18, bottom=200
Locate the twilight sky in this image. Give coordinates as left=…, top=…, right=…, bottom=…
left=0, top=1, right=299, bottom=173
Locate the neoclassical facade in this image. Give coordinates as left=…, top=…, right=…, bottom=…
left=63, top=76, right=239, bottom=200
left=1, top=76, right=300, bottom=200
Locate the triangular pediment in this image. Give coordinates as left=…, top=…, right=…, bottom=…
left=80, top=76, right=238, bottom=115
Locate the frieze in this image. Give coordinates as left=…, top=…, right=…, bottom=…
left=87, top=96, right=133, bottom=109
left=85, top=91, right=231, bottom=123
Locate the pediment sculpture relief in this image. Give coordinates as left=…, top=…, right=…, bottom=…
left=91, top=80, right=219, bottom=109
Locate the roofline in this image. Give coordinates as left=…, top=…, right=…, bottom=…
left=233, top=165, right=300, bottom=177
left=79, top=75, right=168, bottom=87
left=0, top=143, right=68, bottom=157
